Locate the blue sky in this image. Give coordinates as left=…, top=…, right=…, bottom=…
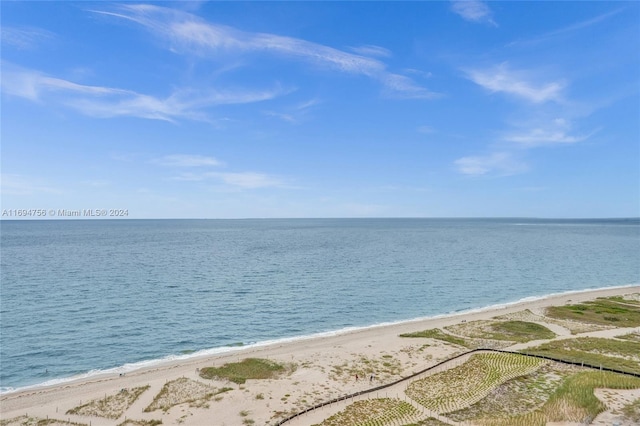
left=1, top=1, right=638, bottom=218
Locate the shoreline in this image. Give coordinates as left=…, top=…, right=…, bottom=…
left=2, top=283, right=638, bottom=397
left=0, top=285, right=640, bottom=426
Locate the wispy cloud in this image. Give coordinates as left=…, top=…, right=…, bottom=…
left=173, top=171, right=285, bottom=189
left=504, top=118, right=594, bottom=147
left=348, top=44, right=392, bottom=58
left=264, top=98, right=320, bottom=123
left=93, top=4, right=438, bottom=99
left=465, top=63, right=565, bottom=103
left=450, top=1, right=497, bottom=26
left=508, top=7, right=625, bottom=47
left=0, top=174, right=63, bottom=196
left=417, top=125, right=435, bottom=134
left=1, top=64, right=287, bottom=122
left=1, top=26, right=54, bottom=49
left=152, top=154, right=223, bottom=167
left=454, top=152, right=527, bottom=176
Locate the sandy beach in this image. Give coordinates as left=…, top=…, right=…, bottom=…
left=2, top=285, right=639, bottom=426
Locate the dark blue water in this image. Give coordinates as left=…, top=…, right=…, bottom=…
left=1, top=218, right=638, bottom=392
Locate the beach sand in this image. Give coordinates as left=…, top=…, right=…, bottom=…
left=2, top=285, right=639, bottom=426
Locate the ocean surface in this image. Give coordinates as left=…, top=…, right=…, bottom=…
left=1, top=218, right=639, bottom=392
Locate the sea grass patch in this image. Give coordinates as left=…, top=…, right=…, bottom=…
left=406, top=353, right=545, bottom=414
left=400, top=328, right=471, bottom=348
left=199, top=358, right=295, bottom=384
left=66, top=385, right=149, bottom=419
left=471, top=370, right=640, bottom=426
left=521, top=337, right=640, bottom=374
left=545, top=298, right=640, bottom=327
left=445, top=320, right=555, bottom=343
left=312, top=398, right=421, bottom=426
left=144, top=377, right=231, bottom=412
left=0, top=417, right=88, bottom=426
left=116, top=420, right=162, bottom=426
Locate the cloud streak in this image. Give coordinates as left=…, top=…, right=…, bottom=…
left=152, top=154, right=223, bottom=167
left=1, top=26, right=54, bottom=49
left=94, top=4, right=438, bottom=99
left=466, top=63, right=565, bottom=103
left=450, top=1, right=497, bottom=26
left=454, top=152, right=526, bottom=176
left=1, top=64, right=287, bottom=122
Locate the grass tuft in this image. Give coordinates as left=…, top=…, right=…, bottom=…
left=199, top=358, right=295, bottom=384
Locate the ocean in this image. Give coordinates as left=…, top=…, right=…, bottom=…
left=1, top=218, right=638, bottom=393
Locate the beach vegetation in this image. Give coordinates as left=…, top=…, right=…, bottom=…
left=616, top=331, right=640, bottom=342
left=447, top=363, right=580, bottom=421
left=199, top=358, right=295, bottom=384
left=471, top=370, right=640, bottom=425
left=406, top=353, right=545, bottom=413
left=66, top=385, right=150, bottom=419
left=399, top=328, right=470, bottom=348
left=312, top=398, right=421, bottom=426
left=330, top=355, right=403, bottom=383
left=117, top=420, right=162, bottom=426
left=444, top=320, right=555, bottom=343
left=621, top=397, right=640, bottom=423
left=401, top=419, right=450, bottom=426
left=521, top=337, right=640, bottom=374
left=0, top=416, right=88, bottom=426
left=144, top=377, right=228, bottom=412
left=487, top=321, right=556, bottom=342
left=545, top=298, right=640, bottom=327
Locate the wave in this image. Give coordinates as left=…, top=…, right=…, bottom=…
left=3, top=282, right=638, bottom=395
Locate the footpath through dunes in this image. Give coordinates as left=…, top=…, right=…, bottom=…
left=2, top=286, right=640, bottom=426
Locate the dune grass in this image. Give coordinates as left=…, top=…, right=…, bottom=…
left=487, top=321, right=556, bottom=342
left=199, top=358, right=295, bottom=384
left=545, top=298, right=640, bottom=327
left=144, top=378, right=231, bottom=412
left=445, top=320, right=556, bottom=343
left=312, top=398, right=421, bottom=426
left=621, top=397, right=640, bottom=423
left=399, top=328, right=470, bottom=348
left=406, top=353, right=545, bottom=413
left=447, top=363, right=578, bottom=422
left=521, top=337, right=640, bottom=374
left=473, top=370, right=640, bottom=425
left=66, top=385, right=149, bottom=419
left=116, top=420, right=162, bottom=426
left=0, top=417, right=88, bottom=426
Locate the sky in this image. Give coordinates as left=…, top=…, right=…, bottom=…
left=1, top=1, right=639, bottom=219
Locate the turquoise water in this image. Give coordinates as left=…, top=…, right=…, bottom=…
left=1, top=218, right=639, bottom=392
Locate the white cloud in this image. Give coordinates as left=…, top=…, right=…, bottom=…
left=505, top=129, right=588, bottom=147
left=1, top=64, right=287, bottom=122
left=504, top=118, right=594, bottom=147
left=94, top=4, right=437, bottom=99
left=348, top=44, right=392, bottom=58
left=172, top=171, right=285, bottom=189
left=0, top=174, right=63, bottom=196
left=417, top=125, right=435, bottom=134
left=454, top=152, right=527, bottom=176
left=213, top=172, right=283, bottom=189
left=152, top=154, right=223, bottom=167
left=466, top=63, right=565, bottom=103
left=1, top=26, right=54, bottom=49
left=450, top=1, right=497, bottom=26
